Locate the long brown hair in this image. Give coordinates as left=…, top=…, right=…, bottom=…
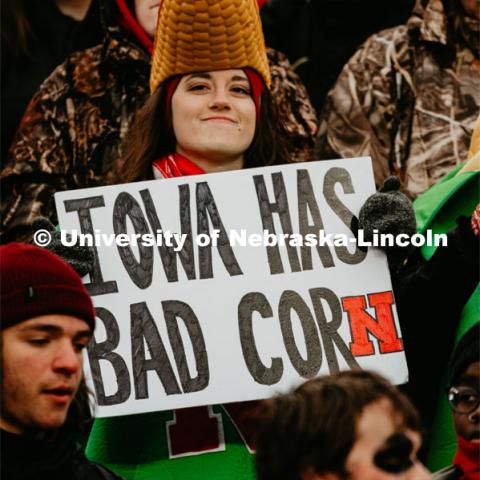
left=110, top=79, right=294, bottom=184
left=66, top=376, right=94, bottom=432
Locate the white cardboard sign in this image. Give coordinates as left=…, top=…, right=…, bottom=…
left=55, top=158, right=408, bottom=418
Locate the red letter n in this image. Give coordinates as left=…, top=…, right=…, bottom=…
left=342, top=291, right=403, bottom=356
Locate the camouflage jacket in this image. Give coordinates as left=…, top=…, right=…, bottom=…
left=1, top=31, right=317, bottom=241
left=315, top=0, right=480, bottom=198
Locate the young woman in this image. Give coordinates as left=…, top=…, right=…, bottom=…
left=87, top=1, right=297, bottom=479
left=111, top=67, right=293, bottom=183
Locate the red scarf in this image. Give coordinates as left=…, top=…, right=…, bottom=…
left=153, top=153, right=205, bottom=178
left=453, top=436, right=480, bottom=480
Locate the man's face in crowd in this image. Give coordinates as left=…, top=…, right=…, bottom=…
left=342, top=398, right=430, bottom=480
left=134, top=0, right=160, bottom=37
left=307, top=397, right=430, bottom=480
left=452, top=361, right=480, bottom=442
left=1, top=315, right=92, bottom=433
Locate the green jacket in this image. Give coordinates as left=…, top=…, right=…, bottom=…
left=413, top=165, right=479, bottom=471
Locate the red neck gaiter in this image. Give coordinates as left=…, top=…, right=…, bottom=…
left=115, top=0, right=153, bottom=54
left=153, top=153, right=205, bottom=178
left=453, top=436, right=480, bottom=480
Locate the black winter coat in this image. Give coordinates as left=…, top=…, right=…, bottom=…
left=1, top=427, right=124, bottom=480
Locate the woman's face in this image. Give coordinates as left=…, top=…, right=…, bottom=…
left=171, top=69, right=257, bottom=171
left=134, top=0, right=160, bottom=37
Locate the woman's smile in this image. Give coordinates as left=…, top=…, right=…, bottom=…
left=200, top=115, right=238, bottom=124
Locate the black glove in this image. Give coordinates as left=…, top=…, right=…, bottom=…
left=354, top=176, right=417, bottom=272
left=31, top=217, right=94, bottom=277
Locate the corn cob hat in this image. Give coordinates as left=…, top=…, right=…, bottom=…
left=150, top=0, right=271, bottom=93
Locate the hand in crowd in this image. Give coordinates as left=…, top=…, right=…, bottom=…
left=351, top=176, right=417, bottom=271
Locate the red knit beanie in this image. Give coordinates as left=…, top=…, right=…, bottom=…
left=0, top=243, right=96, bottom=331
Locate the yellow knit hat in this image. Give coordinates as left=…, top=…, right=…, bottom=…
left=150, top=0, right=271, bottom=93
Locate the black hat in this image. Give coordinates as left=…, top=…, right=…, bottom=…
left=448, top=322, right=480, bottom=387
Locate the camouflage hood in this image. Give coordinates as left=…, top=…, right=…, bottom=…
left=408, top=0, right=479, bottom=55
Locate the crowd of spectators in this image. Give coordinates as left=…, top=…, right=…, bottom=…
left=0, top=0, right=478, bottom=479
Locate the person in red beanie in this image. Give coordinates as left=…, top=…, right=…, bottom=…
left=0, top=243, right=124, bottom=480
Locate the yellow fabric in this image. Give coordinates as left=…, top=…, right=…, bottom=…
left=468, top=114, right=480, bottom=159
left=150, top=0, right=271, bottom=92
left=457, top=114, right=480, bottom=176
